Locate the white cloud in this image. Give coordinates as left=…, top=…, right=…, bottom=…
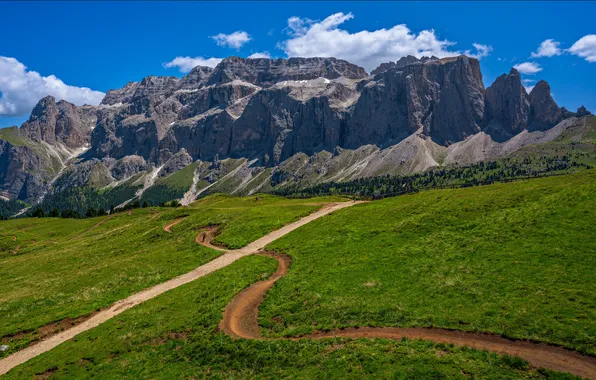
left=210, top=31, right=252, bottom=49
left=531, top=39, right=562, bottom=58
left=513, top=62, right=542, bottom=75
left=163, top=56, right=223, bottom=73
left=465, top=43, right=493, bottom=59
left=248, top=52, right=271, bottom=59
left=568, top=34, right=596, bottom=62
left=524, top=85, right=534, bottom=94
left=278, top=12, right=492, bottom=72
left=0, top=56, right=105, bottom=117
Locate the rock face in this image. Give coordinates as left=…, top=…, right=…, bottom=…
left=576, top=105, right=592, bottom=117
left=207, top=57, right=368, bottom=87
left=0, top=54, right=589, bottom=208
left=529, top=80, right=562, bottom=129
left=370, top=55, right=438, bottom=75
left=483, top=68, right=531, bottom=137
left=21, top=96, right=97, bottom=149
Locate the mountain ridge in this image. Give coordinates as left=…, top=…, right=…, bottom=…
left=0, top=54, right=592, bottom=213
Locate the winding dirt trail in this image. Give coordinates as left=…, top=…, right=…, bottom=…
left=195, top=226, right=227, bottom=252
left=220, top=253, right=596, bottom=379
left=0, top=201, right=361, bottom=376
left=163, top=217, right=186, bottom=233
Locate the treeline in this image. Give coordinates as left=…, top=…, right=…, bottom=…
left=140, top=183, right=189, bottom=207
left=29, top=185, right=139, bottom=217
left=275, top=153, right=592, bottom=199
left=29, top=198, right=182, bottom=219
left=0, top=199, right=28, bottom=220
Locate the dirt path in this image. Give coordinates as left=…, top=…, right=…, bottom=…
left=195, top=226, right=227, bottom=252
left=0, top=201, right=361, bottom=376
left=163, top=217, right=186, bottom=233
left=220, top=253, right=596, bottom=380
left=70, top=214, right=115, bottom=240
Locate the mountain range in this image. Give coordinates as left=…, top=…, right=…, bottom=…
left=0, top=55, right=592, bottom=213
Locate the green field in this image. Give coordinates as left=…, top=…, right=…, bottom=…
left=1, top=173, right=593, bottom=378
left=263, top=170, right=596, bottom=355
left=0, top=194, right=340, bottom=357
left=4, top=255, right=569, bottom=379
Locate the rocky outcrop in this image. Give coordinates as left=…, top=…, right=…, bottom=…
left=206, top=57, right=367, bottom=87
left=110, top=155, right=148, bottom=180
left=101, top=82, right=140, bottom=106
left=177, top=66, right=213, bottom=90
left=483, top=68, right=531, bottom=138
left=159, top=149, right=193, bottom=177
left=576, top=105, right=592, bottom=117
left=529, top=80, right=562, bottom=129
left=349, top=55, right=484, bottom=146
left=0, top=138, right=47, bottom=201
left=20, top=96, right=97, bottom=148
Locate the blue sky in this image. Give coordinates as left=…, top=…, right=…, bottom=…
left=1, top=1, right=594, bottom=128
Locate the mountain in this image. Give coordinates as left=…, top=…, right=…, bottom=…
left=0, top=55, right=592, bottom=215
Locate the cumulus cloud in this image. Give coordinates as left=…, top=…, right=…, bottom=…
left=568, top=34, right=596, bottom=62
left=531, top=39, right=562, bottom=58
left=210, top=31, right=252, bottom=49
left=0, top=56, right=105, bottom=117
left=248, top=52, right=271, bottom=59
left=278, top=12, right=492, bottom=72
left=513, top=62, right=542, bottom=75
left=465, top=43, right=493, bottom=59
left=163, top=56, right=223, bottom=73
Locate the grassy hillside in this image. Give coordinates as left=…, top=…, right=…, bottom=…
left=0, top=194, right=340, bottom=357
left=264, top=170, right=596, bottom=355
left=5, top=255, right=568, bottom=379
left=141, top=162, right=200, bottom=206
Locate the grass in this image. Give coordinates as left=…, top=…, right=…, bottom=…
left=4, top=255, right=573, bottom=379
left=263, top=170, right=596, bottom=355
left=141, top=162, right=200, bottom=205
left=0, top=194, right=340, bottom=357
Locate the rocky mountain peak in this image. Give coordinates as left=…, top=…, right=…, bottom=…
left=29, top=95, right=58, bottom=120
left=529, top=80, right=562, bottom=128
left=177, top=65, right=214, bottom=90
left=484, top=68, right=531, bottom=137
left=576, top=105, right=592, bottom=117
left=20, top=96, right=98, bottom=149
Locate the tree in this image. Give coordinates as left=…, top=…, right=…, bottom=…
left=49, top=208, right=60, bottom=218
left=109, top=205, right=115, bottom=215
left=32, top=208, right=45, bottom=218
left=142, top=201, right=149, bottom=208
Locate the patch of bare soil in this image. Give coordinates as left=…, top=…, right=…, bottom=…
left=220, top=252, right=596, bottom=379
left=2, top=311, right=98, bottom=347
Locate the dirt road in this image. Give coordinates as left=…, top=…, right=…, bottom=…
left=0, top=201, right=361, bottom=376
left=220, top=253, right=596, bottom=380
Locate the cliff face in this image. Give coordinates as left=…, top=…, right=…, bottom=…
left=529, top=80, right=562, bottom=129
left=0, top=54, right=591, bottom=207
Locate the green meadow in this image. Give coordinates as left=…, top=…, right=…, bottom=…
left=4, top=255, right=570, bottom=379
left=0, top=194, right=340, bottom=357
left=263, top=170, right=596, bottom=355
